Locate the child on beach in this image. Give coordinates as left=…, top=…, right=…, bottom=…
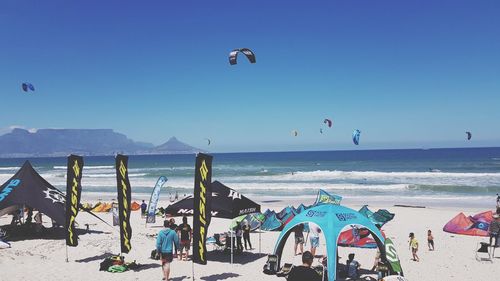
left=427, top=230, right=434, bottom=251
left=409, top=232, right=419, bottom=261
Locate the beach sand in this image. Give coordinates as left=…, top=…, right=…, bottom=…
left=1, top=199, right=499, bottom=281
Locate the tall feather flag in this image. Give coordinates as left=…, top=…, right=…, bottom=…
left=146, top=176, right=168, bottom=223
left=65, top=155, right=84, bottom=247
left=115, top=154, right=132, bottom=253
left=192, top=153, right=213, bottom=265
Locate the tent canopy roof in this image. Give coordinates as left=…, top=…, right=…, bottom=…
left=164, top=180, right=260, bottom=219
left=0, top=161, right=66, bottom=225
left=273, top=204, right=385, bottom=281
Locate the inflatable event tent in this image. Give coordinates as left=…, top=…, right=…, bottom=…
left=0, top=161, right=65, bottom=225
left=272, top=204, right=404, bottom=281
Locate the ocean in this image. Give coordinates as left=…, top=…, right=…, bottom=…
left=1, top=147, right=500, bottom=207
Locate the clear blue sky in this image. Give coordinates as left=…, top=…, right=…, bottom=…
left=1, top=0, right=499, bottom=152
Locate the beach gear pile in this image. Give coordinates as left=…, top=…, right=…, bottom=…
left=99, top=255, right=140, bottom=273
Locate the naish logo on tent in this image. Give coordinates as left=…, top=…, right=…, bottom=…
left=239, top=208, right=256, bottom=215
left=335, top=213, right=357, bottom=221
left=0, top=179, right=21, bottom=202
left=44, top=188, right=65, bottom=204
left=178, top=209, right=219, bottom=216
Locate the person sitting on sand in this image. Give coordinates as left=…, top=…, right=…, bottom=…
left=156, top=220, right=180, bottom=281
left=489, top=214, right=500, bottom=247
left=287, top=251, right=321, bottom=281
left=346, top=253, right=361, bottom=279
left=34, top=212, right=43, bottom=234
left=293, top=223, right=305, bottom=256
left=409, top=232, right=420, bottom=262
left=427, top=229, right=435, bottom=251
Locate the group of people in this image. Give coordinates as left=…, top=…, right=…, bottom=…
left=407, top=229, right=435, bottom=263
left=155, top=215, right=192, bottom=281
left=292, top=223, right=321, bottom=257
left=233, top=220, right=253, bottom=252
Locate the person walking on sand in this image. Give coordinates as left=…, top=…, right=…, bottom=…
left=176, top=216, right=192, bottom=261
left=140, top=200, right=147, bottom=218
left=409, top=232, right=420, bottom=262
left=427, top=230, right=435, bottom=251
left=156, top=220, right=180, bottom=281
left=242, top=220, right=252, bottom=250
left=489, top=214, right=500, bottom=247
left=293, top=223, right=305, bottom=256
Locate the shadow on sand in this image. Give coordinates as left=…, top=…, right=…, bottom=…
left=74, top=253, right=114, bottom=263
left=206, top=250, right=266, bottom=265
left=1, top=224, right=106, bottom=242
left=201, top=273, right=240, bottom=281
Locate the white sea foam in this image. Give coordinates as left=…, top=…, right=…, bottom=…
left=53, top=165, right=115, bottom=170
left=0, top=167, right=20, bottom=171
left=229, top=170, right=500, bottom=187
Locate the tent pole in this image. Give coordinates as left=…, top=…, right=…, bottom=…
left=192, top=260, right=195, bottom=281
left=65, top=244, right=69, bottom=262
left=259, top=225, right=261, bottom=254
left=230, top=229, right=233, bottom=265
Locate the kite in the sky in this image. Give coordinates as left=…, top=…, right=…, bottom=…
left=324, top=118, right=332, bottom=128
left=205, top=138, right=211, bottom=146
left=291, top=130, right=298, bottom=137
left=229, top=48, right=256, bottom=65
left=352, top=129, right=361, bottom=145
left=466, top=131, right=472, bottom=140
left=21, top=83, right=35, bottom=92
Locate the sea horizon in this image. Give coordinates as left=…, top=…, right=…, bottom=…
left=1, top=147, right=499, bottom=208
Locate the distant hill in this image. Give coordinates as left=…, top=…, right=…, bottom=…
left=150, top=136, right=202, bottom=154
left=0, top=128, right=201, bottom=157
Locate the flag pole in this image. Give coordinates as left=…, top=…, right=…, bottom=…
left=65, top=244, right=69, bottom=262
left=259, top=226, right=261, bottom=254
left=192, top=260, right=195, bottom=281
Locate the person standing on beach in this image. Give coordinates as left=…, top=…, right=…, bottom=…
left=489, top=214, right=500, bottom=247
left=293, top=223, right=304, bottom=256
left=409, top=232, right=420, bottom=262
left=427, top=230, right=435, bottom=251
left=140, top=200, right=147, bottom=218
left=242, top=220, right=252, bottom=250
left=286, top=251, right=321, bottom=281
left=309, top=223, right=321, bottom=257
left=235, top=223, right=244, bottom=252
left=176, top=216, right=191, bottom=261
left=156, top=220, right=180, bottom=281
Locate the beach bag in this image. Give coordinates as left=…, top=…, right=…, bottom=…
left=151, top=249, right=160, bottom=260
left=107, top=264, right=128, bottom=273
left=99, top=258, right=114, bottom=271
left=263, top=254, right=279, bottom=275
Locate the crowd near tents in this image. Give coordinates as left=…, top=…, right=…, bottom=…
left=0, top=153, right=411, bottom=281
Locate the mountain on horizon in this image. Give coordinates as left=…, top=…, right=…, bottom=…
left=150, top=136, right=203, bottom=154
left=0, top=128, right=201, bottom=157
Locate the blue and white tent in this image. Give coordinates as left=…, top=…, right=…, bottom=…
left=272, top=204, right=404, bottom=281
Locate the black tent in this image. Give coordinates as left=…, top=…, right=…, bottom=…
left=164, top=181, right=260, bottom=219
left=0, top=161, right=65, bottom=225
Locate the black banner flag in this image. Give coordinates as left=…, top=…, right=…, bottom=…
left=115, top=154, right=132, bottom=253
left=192, top=153, right=213, bottom=265
left=65, top=155, right=84, bottom=247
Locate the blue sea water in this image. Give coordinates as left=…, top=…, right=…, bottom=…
left=1, top=147, right=500, bottom=204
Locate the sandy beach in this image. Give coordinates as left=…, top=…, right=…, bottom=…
left=1, top=197, right=498, bottom=281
